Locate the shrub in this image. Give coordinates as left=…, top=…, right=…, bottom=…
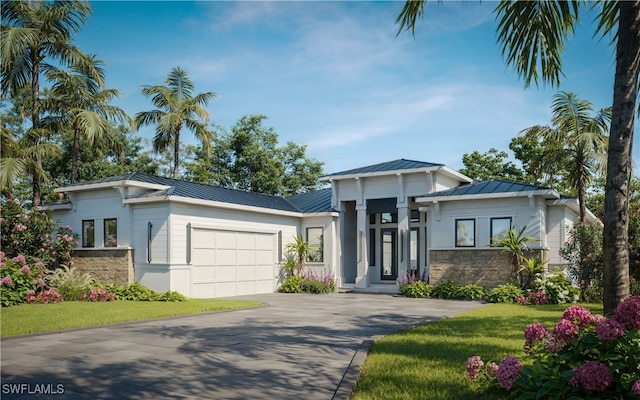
left=103, top=282, right=158, bottom=301
left=466, top=298, right=640, bottom=399
left=532, top=271, right=580, bottom=304
left=400, top=281, right=432, bottom=298
left=516, top=289, right=550, bottom=305
left=301, top=271, right=335, bottom=294
left=157, top=290, right=187, bottom=302
left=0, top=195, right=78, bottom=269
left=485, top=283, right=523, bottom=304
left=431, top=280, right=462, bottom=299
left=458, top=284, right=485, bottom=300
left=559, top=223, right=604, bottom=301
left=279, top=275, right=304, bottom=293
left=80, top=288, right=116, bottom=302
left=25, top=288, right=64, bottom=304
left=0, top=253, right=47, bottom=307
left=47, top=265, right=94, bottom=301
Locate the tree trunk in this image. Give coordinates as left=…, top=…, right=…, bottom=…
left=30, top=48, right=42, bottom=207
left=71, top=123, right=80, bottom=184
left=173, top=129, right=180, bottom=179
left=602, top=1, right=640, bottom=315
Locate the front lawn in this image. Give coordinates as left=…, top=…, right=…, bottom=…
left=1, top=299, right=263, bottom=337
left=351, top=303, right=603, bottom=400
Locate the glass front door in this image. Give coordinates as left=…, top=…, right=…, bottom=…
left=381, top=229, right=397, bottom=280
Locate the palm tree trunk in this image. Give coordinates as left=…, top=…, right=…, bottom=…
left=30, top=48, right=42, bottom=207
left=173, top=129, right=180, bottom=179
left=602, top=1, right=640, bottom=315
left=71, top=124, right=81, bottom=184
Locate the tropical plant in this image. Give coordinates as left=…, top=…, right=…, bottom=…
left=46, top=265, right=93, bottom=301
left=485, top=283, right=524, bottom=304
left=284, top=235, right=315, bottom=276
left=134, top=66, right=216, bottom=179
left=560, top=223, right=605, bottom=301
left=1, top=0, right=93, bottom=205
left=431, top=280, right=462, bottom=299
left=396, top=0, right=637, bottom=315
left=491, top=226, right=535, bottom=288
left=521, top=92, right=610, bottom=222
left=519, top=257, right=546, bottom=291
left=45, top=55, right=131, bottom=183
left=279, top=275, right=304, bottom=293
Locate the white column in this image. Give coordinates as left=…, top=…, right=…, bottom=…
left=397, top=203, right=410, bottom=279
left=355, top=205, right=369, bottom=288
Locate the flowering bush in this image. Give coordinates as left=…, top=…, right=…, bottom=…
left=279, top=271, right=335, bottom=294
left=399, top=272, right=432, bottom=298
left=466, top=297, right=640, bottom=399
left=0, top=252, right=47, bottom=307
left=531, top=271, right=579, bottom=304
left=516, top=290, right=549, bottom=305
left=25, top=289, right=64, bottom=304
left=0, top=195, right=78, bottom=270
left=559, top=224, right=603, bottom=300
left=80, top=289, right=116, bottom=302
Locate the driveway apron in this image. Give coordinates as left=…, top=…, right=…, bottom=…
left=1, top=293, right=486, bottom=399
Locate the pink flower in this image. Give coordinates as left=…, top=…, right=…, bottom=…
left=466, top=356, right=484, bottom=381
left=571, top=361, right=612, bottom=392
left=19, top=265, right=31, bottom=274
left=613, top=296, right=640, bottom=330
left=553, top=319, right=580, bottom=342
left=496, top=356, right=522, bottom=390
left=1, top=276, right=13, bottom=286
left=596, top=318, right=625, bottom=341
left=34, top=261, right=45, bottom=269
left=545, top=333, right=565, bottom=353
left=0, top=251, right=5, bottom=260
left=632, top=380, right=640, bottom=395
left=524, top=323, right=548, bottom=347
left=562, top=305, right=595, bottom=327
left=12, top=255, right=26, bottom=264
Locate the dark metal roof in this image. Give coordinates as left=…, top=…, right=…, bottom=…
left=286, top=188, right=334, bottom=213
left=419, top=180, right=557, bottom=198
left=61, top=173, right=335, bottom=214
left=323, top=159, right=443, bottom=178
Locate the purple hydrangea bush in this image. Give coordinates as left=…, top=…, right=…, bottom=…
left=467, top=297, right=640, bottom=399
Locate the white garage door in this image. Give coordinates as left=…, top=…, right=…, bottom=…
left=191, top=228, right=277, bottom=298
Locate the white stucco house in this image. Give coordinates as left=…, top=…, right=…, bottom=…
left=46, top=159, right=597, bottom=297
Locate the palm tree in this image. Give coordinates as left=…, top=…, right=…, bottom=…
left=45, top=55, right=131, bottom=183
left=521, top=92, right=610, bottom=223
left=397, top=0, right=638, bottom=314
left=1, top=0, right=92, bottom=205
left=134, top=67, right=216, bottom=179
left=284, top=235, right=314, bottom=276
left=491, top=226, right=535, bottom=289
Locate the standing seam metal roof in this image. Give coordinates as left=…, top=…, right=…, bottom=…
left=418, top=179, right=558, bottom=198
left=323, top=159, right=443, bottom=178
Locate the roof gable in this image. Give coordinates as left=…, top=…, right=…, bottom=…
left=323, top=159, right=443, bottom=178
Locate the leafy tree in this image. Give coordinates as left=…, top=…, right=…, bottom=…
left=1, top=0, right=93, bottom=206
left=185, top=115, right=324, bottom=196
left=509, top=134, right=572, bottom=192
left=134, top=66, right=216, bottom=179
left=397, top=0, right=637, bottom=313
left=459, top=147, right=526, bottom=182
left=44, top=55, right=131, bottom=183
left=521, top=92, right=610, bottom=222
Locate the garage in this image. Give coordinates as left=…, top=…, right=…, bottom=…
left=190, top=228, right=278, bottom=298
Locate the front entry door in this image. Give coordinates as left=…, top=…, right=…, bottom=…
left=381, top=229, right=397, bottom=280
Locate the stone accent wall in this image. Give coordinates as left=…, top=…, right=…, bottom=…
left=429, top=249, right=549, bottom=289
left=71, top=249, right=134, bottom=286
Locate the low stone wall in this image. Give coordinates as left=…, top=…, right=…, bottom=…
left=71, top=249, right=134, bottom=286
left=429, top=248, right=548, bottom=289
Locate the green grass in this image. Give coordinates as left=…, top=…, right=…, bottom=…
left=0, top=299, right=263, bottom=337
left=351, top=303, right=603, bottom=400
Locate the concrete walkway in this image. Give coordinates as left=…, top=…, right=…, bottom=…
left=1, top=293, right=486, bottom=399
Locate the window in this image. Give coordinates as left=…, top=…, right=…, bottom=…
left=410, top=210, right=420, bottom=223
left=490, top=217, right=512, bottom=244
left=82, top=220, right=95, bottom=248
left=104, top=218, right=117, bottom=247
left=381, top=212, right=398, bottom=224
left=369, top=229, right=376, bottom=265
left=369, top=213, right=376, bottom=225
left=306, top=227, right=323, bottom=262
left=455, top=219, right=475, bottom=247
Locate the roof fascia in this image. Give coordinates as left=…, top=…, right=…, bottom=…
left=54, top=180, right=169, bottom=193
left=415, top=189, right=559, bottom=203
left=546, top=198, right=602, bottom=226
left=124, top=195, right=304, bottom=218
left=320, top=165, right=472, bottom=183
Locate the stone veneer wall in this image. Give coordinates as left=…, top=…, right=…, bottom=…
left=429, top=248, right=549, bottom=289
left=71, top=249, right=134, bottom=286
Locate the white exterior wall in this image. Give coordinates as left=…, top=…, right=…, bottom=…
left=131, top=203, right=172, bottom=292
left=300, top=214, right=337, bottom=278
left=428, top=197, right=543, bottom=249
left=547, top=206, right=577, bottom=266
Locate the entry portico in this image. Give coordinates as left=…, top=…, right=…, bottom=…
left=321, top=159, right=472, bottom=289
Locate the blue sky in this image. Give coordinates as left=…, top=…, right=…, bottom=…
left=74, top=1, right=628, bottom=175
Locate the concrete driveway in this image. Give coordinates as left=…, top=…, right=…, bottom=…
left=1, top=293, right=486, bottom=399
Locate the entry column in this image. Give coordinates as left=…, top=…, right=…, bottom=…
left=397, top=203, right=410, bottom=279
left=355, top=204, right=369, bottom=288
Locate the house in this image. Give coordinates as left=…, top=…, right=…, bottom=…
left=46, top=159, right=597, bottom=297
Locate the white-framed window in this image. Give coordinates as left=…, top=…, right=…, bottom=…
left=306, top=227, right=324, bottom=262
left=490, top=217, right=512, bottom=244
left=455, top=218, right=475, bottom=247
left=104, top=218, right=117, bottom=247
left=82, top=220, right=95, bottom=248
